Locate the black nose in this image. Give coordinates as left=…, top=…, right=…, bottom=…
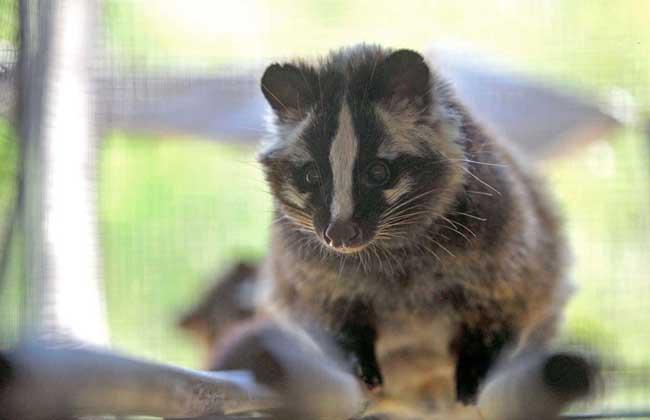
left=324, top=221, right=361, bottom=248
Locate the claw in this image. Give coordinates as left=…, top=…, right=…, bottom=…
left=354, top=359, right=383, bottom=391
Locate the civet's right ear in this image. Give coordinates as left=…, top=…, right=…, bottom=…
left=372, top=49, right=432, bottom=111
left=261, top=63, right=314, bottom=122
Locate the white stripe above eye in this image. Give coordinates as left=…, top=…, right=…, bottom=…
left=329, top=103, right=358, bottom=221
left=375, top=107, right=422, bottom=159
left=260, top=111, right=313, bottom=164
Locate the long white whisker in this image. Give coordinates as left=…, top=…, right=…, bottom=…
left=426, top=237, right=455, bottom=258
left=380, top=189, right=438, bottom=221
left=453, top=211, right=487, bottom=222
left=440, top=215, right=477, bottom=238
left=466, top=190, right=494, bottom=197
left=461, top=167, right=501, bottom=196
left=450, top=158, right=508, bottom=168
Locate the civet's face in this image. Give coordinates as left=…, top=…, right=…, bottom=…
left=259, top=47, right=465, bottom=255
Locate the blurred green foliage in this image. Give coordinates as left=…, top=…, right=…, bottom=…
left=103, top=0, right=650, bottom=108
left=100, top=135, right=271, bottom=364
left=0, top=121, right=17, bottom=213
left=0, top=0, right=17, bottom=43
left=0, top=119, right=20, bottom=343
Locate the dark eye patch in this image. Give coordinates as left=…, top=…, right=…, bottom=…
left=293, top=162, right=325, bottom=193
left=382, top=153, right=442, bottom=185
left=303, top=163, right=321, bottom=186
left=364, top=160, right=392, bottom=188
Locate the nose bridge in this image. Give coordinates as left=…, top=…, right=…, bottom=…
left=329, top=102, right=358, bottom=223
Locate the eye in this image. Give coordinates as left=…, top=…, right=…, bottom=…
left=304, top=164, right=321, bottom=186
left=366, top=160, right=391, bottom=187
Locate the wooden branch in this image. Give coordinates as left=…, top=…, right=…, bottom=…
left=0, top=342, right=280, bottom=420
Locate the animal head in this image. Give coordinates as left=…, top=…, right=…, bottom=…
left=178, top=262, right=258, bottom=364
left=259, top=45, right=466, bottom=256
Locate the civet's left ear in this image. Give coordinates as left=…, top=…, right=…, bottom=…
left=373, top=49, right=431, bottom=110
left=261, top=63, right=315, bottom=122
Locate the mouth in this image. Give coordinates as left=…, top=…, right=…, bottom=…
left=326, top=243, right=369, bottom=254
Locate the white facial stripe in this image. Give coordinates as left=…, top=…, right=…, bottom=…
left=384, top=176, right=414, bottom=205
left=329, top=103, right=358, bottom=221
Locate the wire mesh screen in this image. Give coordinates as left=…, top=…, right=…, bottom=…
left=0, top=0, right=20, bottom=345
left=1, top=0, right=649, bottom=417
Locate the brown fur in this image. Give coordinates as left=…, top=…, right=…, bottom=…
left=258, top=46, right=570, bottom=408
left=178, top=262, right=258, bottom=365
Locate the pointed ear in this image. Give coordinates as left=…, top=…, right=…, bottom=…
left=261, top=63, right=314, bottom=121
left=374, top=49, right=431, bottom=109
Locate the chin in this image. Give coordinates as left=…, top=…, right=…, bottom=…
left=321, top=240, right=371, bottom=255
left=331, top=245, right=369, bottom=255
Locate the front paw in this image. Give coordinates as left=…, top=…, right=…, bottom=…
left=351, top=355, right=383, bottom=391
left=454, top=324, right=513, bottom=404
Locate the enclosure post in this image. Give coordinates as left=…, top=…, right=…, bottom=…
left=19, top=0, right=108, bottom=345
